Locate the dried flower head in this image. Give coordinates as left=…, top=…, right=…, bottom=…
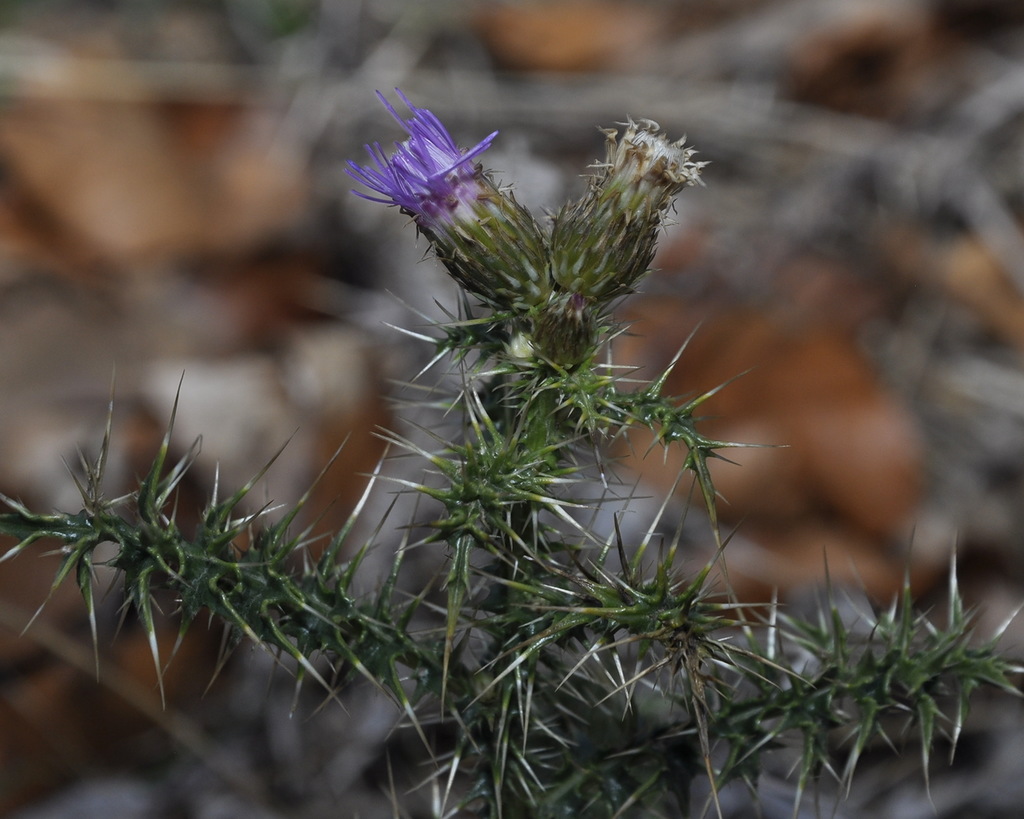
left=549, top=119, right=705, bottom=304
left=601, top=117, right=705, bottom=198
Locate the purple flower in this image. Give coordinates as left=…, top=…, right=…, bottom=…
left=347, top=89, right=498, bottom=232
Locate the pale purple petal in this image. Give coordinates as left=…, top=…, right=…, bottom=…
left=347, top=89, right=497, bottom=229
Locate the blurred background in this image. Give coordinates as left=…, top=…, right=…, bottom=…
left=2, top=0, right=1024, bottom=816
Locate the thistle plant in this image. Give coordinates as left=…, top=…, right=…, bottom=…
left=1, top=90, right=1020, bottom=818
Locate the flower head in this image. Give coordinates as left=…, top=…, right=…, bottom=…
left=549, top=119, right=705, bottom=302
left=347, top=89, right=549, bottom=311
left=346, top=89, right=498, bottom=232
left=602, top=118, right=705, bottom=197
left=346, top=91, right=703, bottom=330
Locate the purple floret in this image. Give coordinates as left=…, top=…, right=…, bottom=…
left=347, top=89, right=497, bottom=229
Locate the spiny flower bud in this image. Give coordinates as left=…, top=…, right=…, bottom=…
left=432, top=188, right=551, bottom=310
left=550, top=118, right=705, bottom=303
left=530, top=292, right=597, bottom=368
left=347, top=89, right=549, bottom=310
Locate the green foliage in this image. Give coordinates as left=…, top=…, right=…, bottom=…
left=2, top=302, right=1019, bottom=816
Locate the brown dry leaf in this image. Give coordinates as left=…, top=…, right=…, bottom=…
left=161, top=100, right=244, bottom=158
left=292, top=326, right=391, bottom=558
left=785, top=6, right=951, bottom=118
left=192, top=253, right=326, bottom=351
left=615, top=296, right=926, bottom=599
left=877, top=220, right=934, bottom=284
left=0, top=544, right=82, bottom=667
left=0, top=186, right=100, bottom=277
left=0, top=53, right=307, bottom=273
left=0, top=612, right=219, bottom=814
left=941, top=233, right=1024, bottom=349
left=0, top=90, right=205, bottom=266
left=772, top=253, right=891, bottom=331
left=619, top=299, right=924, bottom=534
left=473, top=1, right=665, bottom=73
left=183, top=107, right=309, bottom=257
left=719, top=520, right=940, bottom=604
